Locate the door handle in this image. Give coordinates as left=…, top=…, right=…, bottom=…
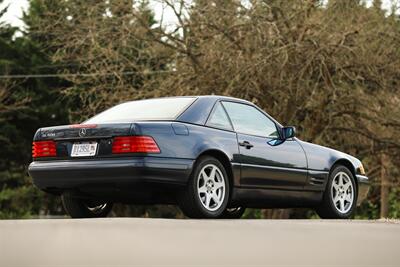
left=238, top=141, right=254, bottom=149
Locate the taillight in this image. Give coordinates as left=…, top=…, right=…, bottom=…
left=32, top=141, right=57, bottom=158
left=112, top=136, right=160, bottom=154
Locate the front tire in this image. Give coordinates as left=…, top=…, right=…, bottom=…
left=178, top=156, right=230, bottom=218
left=61, top=192, right=113, bottom=218
left=316, top=165, right=357, bottom=219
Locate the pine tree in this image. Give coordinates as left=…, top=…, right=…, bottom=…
left=0, top=0, right=67, bottom=218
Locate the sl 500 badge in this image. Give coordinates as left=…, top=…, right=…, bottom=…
left=42, top=131, right=55, bottom=137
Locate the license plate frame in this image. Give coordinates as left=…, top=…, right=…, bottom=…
left=71, top=142, right=98, bottom=157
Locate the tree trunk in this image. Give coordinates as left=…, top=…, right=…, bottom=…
left=380, top=153, right=389, bottom=218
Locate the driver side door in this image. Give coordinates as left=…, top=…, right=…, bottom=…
left=221, top=101, right=308, bottom=190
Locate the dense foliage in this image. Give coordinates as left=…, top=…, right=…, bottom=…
left=0, top=0, right=399, bottom=219
left=0, top=0, right=69, bottom=218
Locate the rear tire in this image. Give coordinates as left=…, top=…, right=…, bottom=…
left=221, top=207, right=246, bottom=219
left=316, top=165, right=357, bottom=219
left=178, top=156, right=230, bottom=219
left=61, top=192, right=113, bottom=218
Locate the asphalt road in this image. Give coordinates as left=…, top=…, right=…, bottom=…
left=0, top=219, right=399, bottom=267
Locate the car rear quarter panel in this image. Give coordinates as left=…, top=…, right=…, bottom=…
left=137, top=122, right=239, bottom=161
left=138, top=121, right=241, bottom=186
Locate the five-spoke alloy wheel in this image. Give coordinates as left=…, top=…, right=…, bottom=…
left=179, top=156, right=230, bottom=218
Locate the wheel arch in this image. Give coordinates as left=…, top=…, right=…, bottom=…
left=195, top=149, right=235, bottom=197
left=330, top=158, right=358, bottom=191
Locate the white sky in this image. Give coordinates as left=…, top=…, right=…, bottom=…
left=0, top=0, right=180, bottom=29
left=0, top=0, right=398, bottom=30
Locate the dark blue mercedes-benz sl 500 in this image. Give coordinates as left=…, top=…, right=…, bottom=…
left=28, top=96, right=369, bottom=219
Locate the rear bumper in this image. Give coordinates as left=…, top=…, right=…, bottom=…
left=356, top=175, right=370, bottom=205
left=28, top=157, right=194, bottom=192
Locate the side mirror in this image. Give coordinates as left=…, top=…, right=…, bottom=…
left=282, top=126, right=296, bottom=139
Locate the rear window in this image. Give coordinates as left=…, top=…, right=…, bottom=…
left=85, top=97, right=196, bottom=123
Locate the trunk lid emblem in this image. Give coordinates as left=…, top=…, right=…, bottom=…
left=78, top=128, right=87, bottom=137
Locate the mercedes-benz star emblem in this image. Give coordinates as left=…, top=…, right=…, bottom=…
left=78, top=128, right=87, bottom=137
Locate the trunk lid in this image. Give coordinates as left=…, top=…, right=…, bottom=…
left=34, top=123, right=135, bottom=160
left=36, top=123, right=134, bottom=140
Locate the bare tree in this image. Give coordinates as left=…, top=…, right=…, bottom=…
left=29, top=0, right=400, bottom=218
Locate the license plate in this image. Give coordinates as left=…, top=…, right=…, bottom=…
left=71, top=142, right=98, bottom=157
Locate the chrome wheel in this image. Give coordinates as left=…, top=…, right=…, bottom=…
left=331, top=172, right=354, bottom=214
left=197, top=164, right=226, bottom=212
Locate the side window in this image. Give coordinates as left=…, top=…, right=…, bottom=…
left=222, top=102, right=278, bottom=138
left=206, top=102, right=233, bottom=130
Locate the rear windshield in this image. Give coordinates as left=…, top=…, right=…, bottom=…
left=85, top=97, right=196, bottom=123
